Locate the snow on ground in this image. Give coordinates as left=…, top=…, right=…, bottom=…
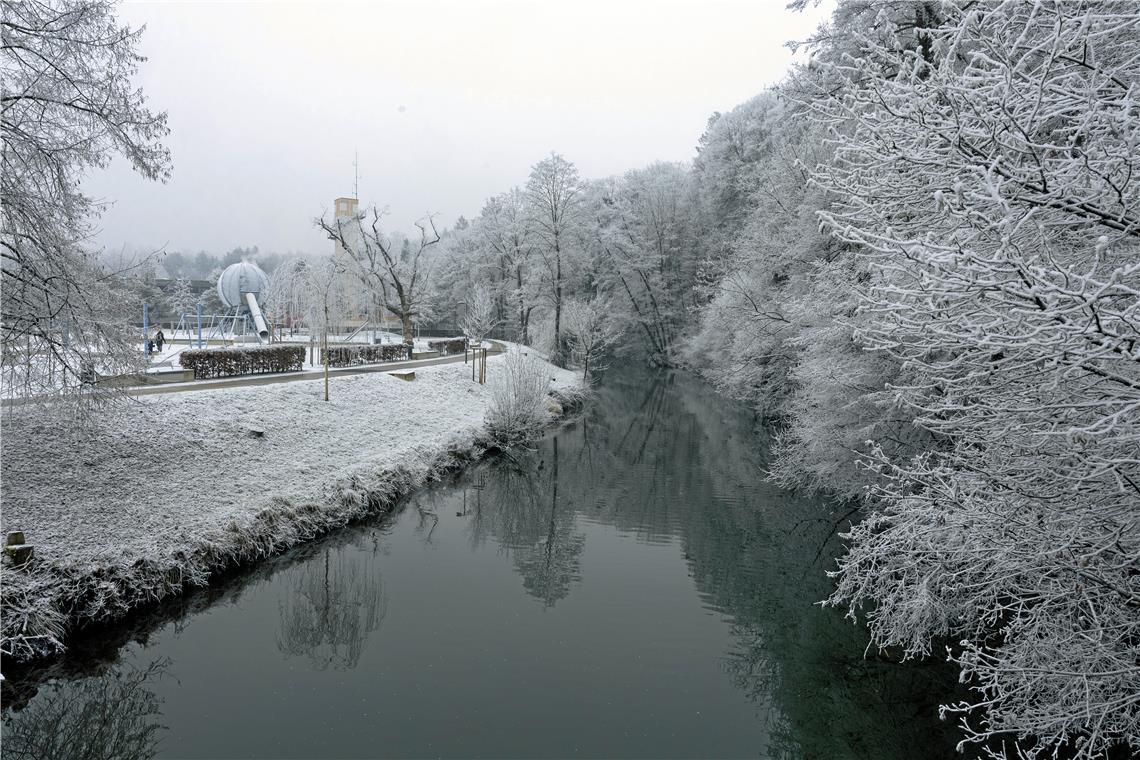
left=1, top=353, right=580, bottom=661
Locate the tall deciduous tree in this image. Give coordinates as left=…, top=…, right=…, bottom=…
left=526, top=153, right=582, bottom=365
left=587, top=163, right=694, bottom=364
left=1, top=0, right=170, bottom=399
left=478, top=189, right=539, bottom=344
left=319, top=207, right=441, bottom=346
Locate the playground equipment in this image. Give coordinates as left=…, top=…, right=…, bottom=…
left=168, top=262, right=273, bottom=348
left=217, top=262, right=271, bottom=342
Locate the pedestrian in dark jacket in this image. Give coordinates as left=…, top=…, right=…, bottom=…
left=155, top=329, right=165, bottom=352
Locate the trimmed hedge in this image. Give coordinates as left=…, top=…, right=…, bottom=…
left=428, top=337, right=467, bottom=355
left=326, top=343, right=409, bottom=368
left=179, top=345, right=304, bottom=379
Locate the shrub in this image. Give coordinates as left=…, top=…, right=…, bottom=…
left=427, top=337, right=467, bottom=356
left=326, top=343, right=409, bottom=367
left=179, top=345, right=304, bottom=379
left=485, top=350, right=550, bottom=447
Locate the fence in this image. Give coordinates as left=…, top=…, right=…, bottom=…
left=415, top=325, right=520, bottom=342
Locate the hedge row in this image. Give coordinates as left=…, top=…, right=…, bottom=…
left=326, top=343, right=409, bottom=367
left=428, top=338, right=467, bottom=355
left=179, top=345, right=305, bottom=379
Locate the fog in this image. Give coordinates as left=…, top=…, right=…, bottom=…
left=86, top=0, right=832, bottom=257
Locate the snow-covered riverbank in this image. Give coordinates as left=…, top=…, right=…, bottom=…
left=1, top=355, right=582, bottom=662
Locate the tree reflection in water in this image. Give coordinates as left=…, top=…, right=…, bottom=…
left=1, top=658, right=168, bottom=760
left=469, top=365, right=964, bottom=759
left=276, top=547, right=387, bottom=671
left=468, top=436, right=586, bottom=607
left=0, top=366, right=967, bottom=760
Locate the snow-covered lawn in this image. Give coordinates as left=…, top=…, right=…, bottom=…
left=1, top=354, right=580, bottom=661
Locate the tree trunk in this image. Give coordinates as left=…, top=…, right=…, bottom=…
left=401, top=314, right=414, bottom=345
left=553, top=232, right=563, bottom=365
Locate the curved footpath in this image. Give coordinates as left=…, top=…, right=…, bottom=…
left=0, top=349, right=585, bottom=665
left=130, top=344, right=502, bottom=396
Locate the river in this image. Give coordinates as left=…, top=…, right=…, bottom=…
left=1, top=366, right=964, bottom=758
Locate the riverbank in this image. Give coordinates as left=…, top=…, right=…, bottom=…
left=1, top=365, right=965, bottom=759
left=0, top=354, right=583, bottom=663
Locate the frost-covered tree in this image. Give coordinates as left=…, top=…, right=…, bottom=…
left=319, top=207, right=441, bottom=346
left=1, top=0, right=170, bottom=400
left=563, top=296, right=623, bottom=382
left=478, top=189, right=541, bottom=344
left=263, top=261, right=306, bottom=337
left=461, top=283, right=497, bottom=345
left=526, top=153, right=583, bottom=365
left=485, top=348, right=551, bottom=447
left=168, top=276, right=197, bottom=320
left=586, top=163, right=695, bottom=364
left=291, top=257, right=350, bottom=393
left=803, top=3, right=1140, bottom=756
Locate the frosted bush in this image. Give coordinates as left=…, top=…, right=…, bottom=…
left=485, top=349, right=550, bottom=446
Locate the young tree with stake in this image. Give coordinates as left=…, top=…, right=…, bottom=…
left=292, top=258, right=348, bottom=402
left=461, top=284, right=498, bottom=346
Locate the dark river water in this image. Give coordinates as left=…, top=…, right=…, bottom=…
left=1, top=367, right=964, bottom=759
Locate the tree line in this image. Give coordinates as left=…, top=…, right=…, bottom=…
left=2, top=1, right=1136, bottom=755
left=425, top=1, right=1138, bottom=755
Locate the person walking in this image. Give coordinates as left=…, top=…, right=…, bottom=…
left=155, top=328, right=166, bottom=353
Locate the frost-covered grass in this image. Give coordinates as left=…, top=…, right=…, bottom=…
left=0, top=355, right=580, bottom=662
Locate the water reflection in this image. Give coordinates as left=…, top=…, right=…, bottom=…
left=471, top=366, right=964, bottom=758
left=276, top=546, right=387, bottom=671
left=1, top=659, right=168, bottom=760
left=1, top=365, right=965, bottom=759
left=467, top=440, right=586, bottom=607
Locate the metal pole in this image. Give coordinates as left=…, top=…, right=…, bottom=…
left=323, top=305, right=330, bottom=402
left=143, top=303, right=149, bottom=358
left=196, top=303, right=203, bottom=348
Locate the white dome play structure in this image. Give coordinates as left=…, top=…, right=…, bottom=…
left=217, top=262, right=271, bottom=342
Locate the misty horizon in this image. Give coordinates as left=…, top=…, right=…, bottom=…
left=83, top=0, right=832, bottom=259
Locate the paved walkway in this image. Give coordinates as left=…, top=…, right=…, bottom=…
left=0, top=344, right=504, bottom=406
left=127, top=345, right=500, bottom=396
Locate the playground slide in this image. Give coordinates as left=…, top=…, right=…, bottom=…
left=244, top=291, right=271, bottom=343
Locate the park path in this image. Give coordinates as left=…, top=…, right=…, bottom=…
left=127, top=344, right=500, bottom=396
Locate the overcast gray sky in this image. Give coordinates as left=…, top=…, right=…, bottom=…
left=87, top=0, right=833, bottom=257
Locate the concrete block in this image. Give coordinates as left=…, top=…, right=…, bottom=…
left=5, top=544, right=34, bottom=565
